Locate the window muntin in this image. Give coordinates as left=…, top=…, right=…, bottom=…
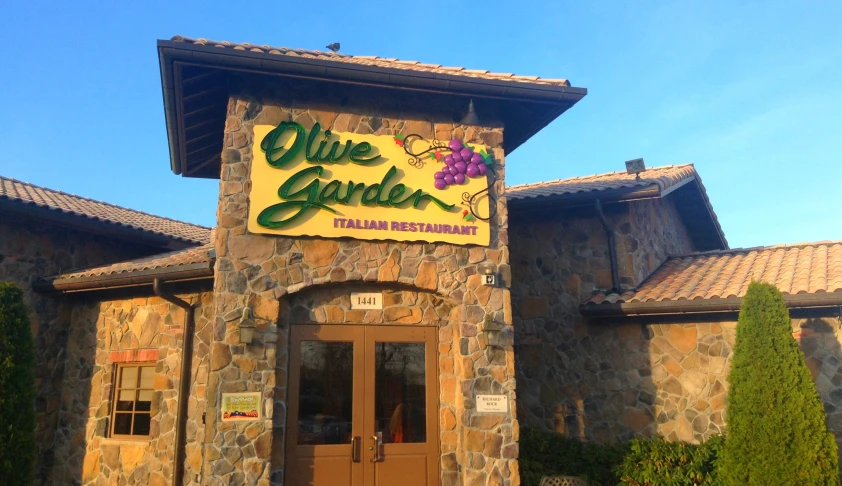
left=110, top=364, right=154, bottom=438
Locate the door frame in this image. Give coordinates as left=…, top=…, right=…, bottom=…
left=284, top=324, right=441, bottom=486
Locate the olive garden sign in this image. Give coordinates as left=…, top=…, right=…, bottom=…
left=247, top=122, right=492, bottom=245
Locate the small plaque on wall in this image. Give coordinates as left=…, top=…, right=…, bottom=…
left=351, top=292, right=383, bottom=310
left=221, top=392, right=261, bottom=422
left=476, top=394, right=508, bottom=413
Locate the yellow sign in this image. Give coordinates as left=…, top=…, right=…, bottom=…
left=247, top=123, right=491, bottom=245
left=221, top=392, right=261, bottom=422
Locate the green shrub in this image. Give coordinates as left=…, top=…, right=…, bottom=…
left=617, top=435, right=724, bottom=485
left=719, top=281, right=839, bottom=485
left=0, top=282, right=36, bottom=484
left=519, top=428, right=626, bottom=485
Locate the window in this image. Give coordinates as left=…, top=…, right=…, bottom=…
left=110, top=364, right=154, bottom=438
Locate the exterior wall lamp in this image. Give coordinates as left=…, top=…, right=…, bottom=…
left=239, top=308, right=255, bottom=344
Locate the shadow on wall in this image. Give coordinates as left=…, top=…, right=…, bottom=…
left=514, top=314, right=658, bottom=443
left=797, top=316, right=842, bottom=457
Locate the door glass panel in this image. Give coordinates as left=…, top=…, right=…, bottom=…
left=297, top=341, right=354, bottom=445
left=374, top=342, right=426, bottom=444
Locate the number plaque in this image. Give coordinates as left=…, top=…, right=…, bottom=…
left=350, top=292, right=383, bottom=310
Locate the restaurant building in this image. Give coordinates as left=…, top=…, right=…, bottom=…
left=3, top=35, right=842, bottom=486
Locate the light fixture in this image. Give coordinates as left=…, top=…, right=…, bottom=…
left=625, top=158, right=646, bottom=180
left=239, top=308, right=255, bottom=344
left=460, top=99, right=480, bottom=126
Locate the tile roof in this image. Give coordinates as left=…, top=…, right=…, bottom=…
left=170, top=36, right=571, bottom=87
left=584, top=241, right=842, bottom=306
left=507, top=164, right=697, bottom=201
left=0, top=175, right=211, bottom=245
left=46, top=243, right=214, bottom=282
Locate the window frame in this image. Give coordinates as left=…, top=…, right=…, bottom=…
left=109, top=362, right=155, bottom=440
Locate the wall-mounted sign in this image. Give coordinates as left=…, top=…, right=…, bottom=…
left=476, top=394, right=508, bottom=413
left=221, top=392, right=261, bottom=422
left=248, top=122, right=492, bottom=245
left=350, top=292, right=383, bottom=310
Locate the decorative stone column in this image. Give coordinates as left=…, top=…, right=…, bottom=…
left=205, top=80, right=518, bottom=485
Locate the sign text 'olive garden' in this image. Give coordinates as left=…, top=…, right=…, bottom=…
left=247, top=122, right=491, bottom=245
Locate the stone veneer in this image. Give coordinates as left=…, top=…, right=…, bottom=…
left=51, top=291, right=214, bottom=485
left=510, top=197, right=698, bottom=437
left=511, top=198, right=842, bottom=466
left=0, top=217, right=159, bottom=484
left=206, top=77, right=518, bottom=485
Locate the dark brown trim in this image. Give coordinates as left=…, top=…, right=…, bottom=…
left=33, top=262, right=214, bottom=293
left=508, top=184, right=662, bottom=211
left=157, top=39, right=587, bottom=176
left=580, top=292, right=842, bottom=318
left=508, top=177, right=728, bottom=251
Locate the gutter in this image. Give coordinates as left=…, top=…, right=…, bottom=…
left=580, top=292, right=842, bottom=318
left=153, top=278, right=196, bottom=486
left=32, top=262, right=214, bottom=293
left=508, top=185, right=663, bottom=213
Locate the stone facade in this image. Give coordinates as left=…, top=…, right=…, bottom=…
left=205, top=76, right=518, bottom=485
left=510, top=197, right=698, bottom=436
left=511, top=198, right=842, bottom=465
left=0, top=217, right=159, bottom=483
left=51, top=291, right=214, bottom=485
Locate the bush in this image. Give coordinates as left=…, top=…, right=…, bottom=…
left=719, top=281, right=839, bottom=484
left=617, top=435, right=724, bottom=485
left=519, top=428, right=626, bottom=485
left=0, top=283, right=36, bottom=484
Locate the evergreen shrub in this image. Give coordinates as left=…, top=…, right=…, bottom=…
left=519, top=428, right=626, bottom=485
left=0, top=282, right=36, bottom=485
left=719, top=281, right=839, bottom=484
left=616, top=435, right=723, bottom=485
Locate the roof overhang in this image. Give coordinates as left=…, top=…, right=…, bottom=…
left=33, top=261, right=215, bottom=294
left=508, top=176, right=728, bottom=251
left=157, top=39, right=587, bottom=178
left=0, top=198, right=198, bottom=250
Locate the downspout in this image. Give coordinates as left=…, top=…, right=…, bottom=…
left=153, top=278, right=196, bottom=486
left=595, top=199, right=621, bottom=292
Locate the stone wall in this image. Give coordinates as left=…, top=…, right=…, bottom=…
left=50, top=291, right=214, bottom=485
left=206, top=76, right=518, bottom=485
left=510, top=196, right=842, bottom=458
left=513, top=313, right=842, bottom=457
left=0, top=217, right=158, bottom=483
left=510, top=197, right=697, bottom=436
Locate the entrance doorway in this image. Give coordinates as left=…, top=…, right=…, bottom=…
left=285, top=325, right=439, bottom=486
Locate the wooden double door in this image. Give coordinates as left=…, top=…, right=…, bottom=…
left=285, top=325, right=439, bottom=486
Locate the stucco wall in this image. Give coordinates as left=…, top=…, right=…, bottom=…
left=50, top=291, right=214, bottom=485
left=0, top=217, right=158, bottom=483
left=206, top=76, right=518, bottom=485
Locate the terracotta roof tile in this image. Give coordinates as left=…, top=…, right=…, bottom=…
left=507, top=164, right=697, bottom=200
left=0, top=175, right=211, bottom=245
left=47, top=243, right=214, bottom=281
left=585, top=241, right=842, bottom=306
left=507, top=164, right=728, bottom=250
left=170, top=36, right=570, bottom=88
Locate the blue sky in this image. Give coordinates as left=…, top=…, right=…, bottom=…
left=1, top=1, right=840, bottom=248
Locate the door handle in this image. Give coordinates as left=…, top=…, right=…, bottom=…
left=369, top=435, right=381, bottom=462
left=351, top=436, right=361, bottom=462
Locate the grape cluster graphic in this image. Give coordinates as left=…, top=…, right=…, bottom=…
left=433, top=139, right=488, bottom=190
